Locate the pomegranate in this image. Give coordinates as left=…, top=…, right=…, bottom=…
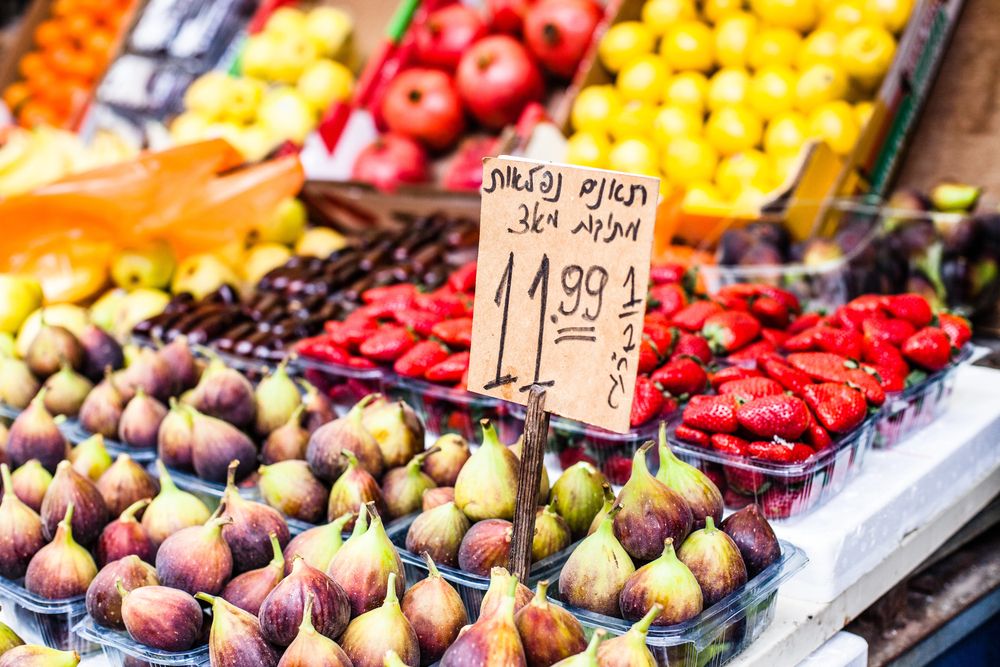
left=456, top=35, right=545, bottom=130
left=485, top=0, right=536, bottom=33
left=524, top=0, right=602, bottom=79
left=414, top=4, right=488, bottom=71
left=381, top=68, right=466, bottom=150
left=352, top=133, right=429, bottom=191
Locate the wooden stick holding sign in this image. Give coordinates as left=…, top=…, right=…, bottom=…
left=507, top=385, right=550, bottom=581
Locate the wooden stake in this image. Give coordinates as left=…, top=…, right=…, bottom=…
left=509, top=385, right=550, bottom=582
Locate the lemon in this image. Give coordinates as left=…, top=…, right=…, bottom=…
left=820, top=0, right=866, bottom=33
left=747, top=28, right=802, bottom=70
left=641, top=0, right=697, bottom=35
left=566, top=131, right=612, bottom=168
left=653, top=104, right=704, bottom=145
left=838, top=25, right=896, bottom=88
left=797, top=29, right=840, bottom=68
left=617, top=55, right=670, bottom=104
left=600, top=21, right=656, bottom=72
left=748, top=66, right=797, bottom=119
left=764, top=111, right=810, bottom=155
left=807, top=100, right=860, bottom=154
left=864, top=0, right=913, bottom=33
left=703, top=0, right=745, bottom=23
left=706, top=106, right=763, bottom=155
left=662, top=136, right=719, bottom=185
left=714, top=12, right=758, bottom=69
left=663, top=72, right=709, bottom=112
left=750, top=0, right=818, bottom=32
left=795, top=63, right=849, bottom=113
left=707, top=68, right=751, bottom=111
left=771, top=152, right=802, bottom=185
left=660, top=21, right=715, bottom=72
left=716, top=149, right=773, bottom=199
left=610, top=101, right=657, bottom=140
left=854, top=100, right=874, bottom=127
left=732, top=186, right=772, bottom=216
left=682, top=181, right=729, bottom=213
left=571, top=86, right=621, bottom=132
left=609, top=137, right=661, bottom=176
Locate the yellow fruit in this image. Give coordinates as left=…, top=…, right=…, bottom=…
left=110, top=242, right=176, bottom=291
left=732, top=187, right=771, bottom=216
left=662, top=136, right=718, bottom=185
left=237, top=125, right=277, bottom=162
left=750, top=0, right=818, bottom=32
left=266, top=7, right=308, bottom=37
left=653, top=104, right=703, bottom=146
left=747, top=28, right=802, bottom=70
left=295, top=228, right=347, bottom=258
left=715, top=149, right=772, bottom=199
left=660, top=21, right=715, bottom=72
left=225, top=77, right=266, bottom=124
left=616, top=55, right=670, bottom=104
left=608, top=138, right=660, bottom=176
left=244, top=243, right=292, bottom=285
left=854, top=100, right=874, bottom=127
left=703, top=0, right=745, bottom=23
left=795, top=63, right=849, bottom=112
left=771, top=153, right=802, bottom=185
left=88, top=289, right=127, bottom=334
left=714, top=12, right=757, bottom=68
left=610, top=101, right=657, bottom=140
left=641, top=0, right=697, bottom=35
left=706, top=106, right=763, bottom=155
left=707, top=68, right=750, bottom=111
left=298, top=59, right=354, bottom=111
left=241, top=33, right=280, bottom=80
left=838, top=25, right=895, bottom=88
left=797, top=29, right=840, bottom=68
left=270, top=33, right=320, bottom=84
left=254, top=198, right=308, bottom=245
left=258, top=87, right=317, bottom=144
left=566, top=131, right=611, bottom=168
left=304, top=6, right=354, bottom=57
left=16, top=305, right=89, bottom=357
left=663, top=72, right=708, bottom=112
left=764, top=111, right=809, bottom=155
left=748, top=66, right=797, bottom=120
left=681, top=182, right=728, bottom=213
left=170, top=113, right=210, bottom=143
left=0, top=274, right=43, bottom=335
left=116, top=289, right=171, bottom=340
left=820, top=0, right=865, bottom=33
left=864, top=0, right=912, bottom=33
left=599, top=21, right=656, bottom=72
left=184, top=72, right=235, bottom=121
left=571, top=85, right=621, bottom=132
left=807, top=100, right=860, bottom=154
left=172, top=255, right=240, bottom=300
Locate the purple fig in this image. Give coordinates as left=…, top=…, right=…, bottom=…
left=156, top=336, right=199, bottom=393
left=340, top=572, right=420, bottom=667
left=157, top=399, right=195, bottom=470
left=619, top=539, right=703, bottom=626
left=0, top=357, right=40, bottom=409
left=0, top=463, right=46, bottom=579
left=119, top=580, right=203, bottom=651
left=196, top=592, right=280, bottom=667
left=40, top=460, right=109, bottom=546
left=220, top=460, right=291, bottom=572
left=326, top=450, right=387, bottom=526
left=405, top=501, right=469, bottom=568
left=422, top=486, right=455, bottom=511
left=299, top=381, right=335, bottom=434
left=421, top=434, right=469, bottom=487
left=118, top=389, right=167, bottom=450
left=282, top=513, right=353, bottom=575
left=7, top=392, right=69, bottom=472
left=515, top=580, right=587, bottom=667
left=677, top=516, right=747, bottom=606
left=155, top=515, right=234, bottom=595
left=327, top=503, right=405, bottom=616
left=25, top=324, right=83, bottom=379
left=85, top=554, right=158, bottom=630
left=142, top=461, right=211, bottom=547
left=96, top=499, right=156, bottom=567
left=458, top=519, right=512, bottom=576
left=382, top=448, right=438, bottom=519
left=261, top=406, right=309, bottom=464
left=307, top=395, right=383, bottom=482
left=9, top=459, right=51, bottom=512
left=25, top=503, right=98, bottom=598
left=186, top=356, right=256, bottom=429
left=95, top=453, right=159, bottom=517
left=188, top=407, right=257, bottom=483
left=440, top=572, right=526, bottom=666
left=222, top=532, right=286, bottom=615
left=78, top=324, right=124, bottom=383
left=78, top=371, right=125, bottom=439
left=401, top=554, right=467, bottom=665
left=258, top=460, right=327, bottom=524
left=42, top=364, right=92, bottom=418
left=116, top=346, right=173, bottom=402
left=719, top=504, right=781, bottom=578
left=276, top=592, right=353, bottom=667
left=259, top=556, right=351, bottom=647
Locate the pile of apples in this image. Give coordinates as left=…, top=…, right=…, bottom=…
left=353, top=0, right=605, bottom=191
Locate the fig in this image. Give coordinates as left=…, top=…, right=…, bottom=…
left=196, top=593, right=280, bottom=667
left=221, top=460, right=291, bottom=572
left=0, top=358, right=40, bottom=409
left=255, top=360, right=301, bottom=436
left=282, top=513, right=352, bottom=575
left=85, top=554, right=158, bottom=630
left=0, top=463, right=46, bottom=579
left=299, top=381, right=335, bottom=434
left=509, top=435, right=549, bottom=504
left=276, top=593, right=353, bottom=667
left=458, top=518, right=512, bottom=575
left=406, top=501, right=469, bottom=568
left=515, top=580, right=587, bottom=667
left=677, top=516, right=747, bottom=606
left=327, top=450, right=387, bottom=525
left=559, top=505, right=634, bottom=617
left=0, top=645, right=80, bottom=665
left=655, top=423, right=722, bottom=529
left=258, top=460, right=328, bottom=524
left=341, top=572, right=420, bottom=667
left=382, top=448, right=438, bottom=519
left=118, top=389, right=168, bottom=450
left=157, top=398, right=195, bottom=470
left=613, top=442, right=692, bottom=562
left=454, top=420, right=519, bottom=521
left=77, top=324, right=125, bottom=383
left=222, top=532, right=285, bottom=615
left=156, top=336, right=198, bottom=393
left=480, top=567, right=534, bottom=618
left=96, top=453, right=159, bottom=517
left=25, top=503, right=98, bottom=598
left=7, top=392, right=69, bottom=472
left=719, top=504, right=781, bottom=578
left=586, top=485, right=615, bottom=537
left=119, top=580, right=203, bottom=651
left=307, top=395, right=384, bottom=482
left=40, top=460, right=109, bottom=546
left=327, top=503, right=405, bottom=616
left=619, top=539, right=703, bottom=626
left=9, top=460, right=50, bottom=512
left=440, top=573, right=526, bottom=666
left=551, top=462, right=607, bottom=540
left=261, top=406, right=309, bottom=463
left=42, top=365, right=92, bottom=418
left=26, top=324, right=83, bottom=378
left=0, top=619, right=23, bottom=655
left=550, top=630, right=605, bottom=667
left=401, top=554, right=467, bottom=665
left=189, top=407, right=257, bottom=483
left=155, top=515, right=234, bottom=595
left=68, top=434, right=112, bottom=481
left=96, top=499, right=156, bottom=567
left=595, top=604, right=661, bottom=667
left=421, top=433, right=469, bottom=487
left=116, top=346, right=173, bottom=402
left=78, top=372, right=125, bottom=439
left=142, top=461, right=211, bottom=546
left=185, top=356, right=256, bottom=429
left=259, top=556, right=351, bottom=647
left=363, top=398, right=424, bottom=469
left=533, top=505, right=572, bottom=562
left=422, top=486, right=455, bottom=511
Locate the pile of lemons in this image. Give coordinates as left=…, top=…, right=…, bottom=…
left=567, top=0, right=910, bottom=214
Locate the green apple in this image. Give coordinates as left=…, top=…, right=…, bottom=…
left=258, top=87, right=317, bottom=144
left=0, top=273, right=43, bottom=334
left=110, top=242, right=176, bottom=290
left=297, top=59, right=354, bottom=111
left=172, top=254, right=240, bottom=300
left=244, top=243, right=293, bottom=285
left=0, top=332, right=14, bottom=357
left=304, top=6, right=354, bottom=58
left=15, top=304, right=89, bottom=357
left=252, top=198, right=307, bottom=245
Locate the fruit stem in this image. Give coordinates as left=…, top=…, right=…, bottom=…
left=155, top=460, right=178, bottom=492
left=657, top=421, right=678, bottom=464
left=299, top=592, right=316, bottom=634
left=114, top=578, right=128, bottom=598
left=58, top=501, right=75, bottom=541
left=632, top=441, right=654, bottom=476
left=225, top=460, right=240, bottom=490
left=31, top=387, right=47, bottom=407
left=383, top=572, right=399, bottom=607
left=533, top=580, right=550, bottom=603
left=350, top=394, right=379, bottom=420
left=194, top=592, right=216, bottom=605
left=633, top=603, right=664, bottom=636
left=365, top=500, right=383, bottom=524
left=422, top=552, right=441, bottom=577
left=585, top=629, right=606, bottom=656
left=286, top=404, right=305, bottom=427
left=267, top=532, right=284, bottom=570
left=341, top=449, right=359, bottom=469
left=479, top=419, right=500, bottom=449
left=661, top=538, right=676, bottom=560
left=704, top=516, right=716, bottom=532
left=331, top=512, right=354, bottom=534
left=0, top=464, right=12, bottom=498
left=349, top=505, right=369, bottom=539
left=409, top=445, right=440, bottom=471
left=120, top=498, right=151, bottom=523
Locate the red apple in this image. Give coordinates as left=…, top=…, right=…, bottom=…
left=381, top=68, right=466, bottom=150
left=485, top=0, right=535, bottom=33
left=352, top=133, right=429, bottom=191
left=523, top=0, right=602, bottom=79
left=414, top=5, right=488, bottom=71
left=456, top=35, right=545, bottom=130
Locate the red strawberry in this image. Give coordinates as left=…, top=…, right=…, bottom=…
left=358, top=326, right=416, bottom=361
left=760, top=486, right=805, bottom=519
left=725, top=340, right=775, bottom=364
left=845, top=294, right=888, bottom=315
left=602, top=455, right=633, bottom=485
left=750, top=296, right=789, bottom=328
left=630, top=375, right=666, bottom=427
left=346, top=356, right=377, bottom=369
left=761, top=328, right=791, bottom=348
left=718, top=376, right=784, bottom=400
left=862, top=318, right=916, bottom=346
left=833, top=305, right=872, bottom=332
left=682, top=394, right=739, bottom=433
left=424, top=351, right=470, bottom=383
left=649, top=263, right=686, bottom=285
left=644, top=321, right=678, bottom=360
left=638, top=340, right=660, bottom=373
left=330, top=316, right=378, bottom=350
left=295, top=336, right=350, bottom=364
left=902, top=327, right=952, bottom=371
left=724, top=466, right=770, bottom=495
left=709, top=366, right=763, bottom=390
left=754, top=285, right=801, bottom=314
left=710, top=433, right=749, bottom=455
left=786, top=352, right=852, bottom=383
left=648, top=283, right=688, bottom=318
left=394, top=308, right=445, bottom=336
left=673, top=332, right=712, bottom=364
left=394, top=340, right=450, bottom=377
left=361, top=283, right=418, bottom=306
left=886, top=293, right=933, bottom=327
left=703, top=311, right=762, bottom=353
left=723, top=488, right=755, bottom=509
left=746, top=440, right=815, bottom=463
left=676, top=424, right=711, bottom=447
left=430, top=318, right=474, bottom=348
left=938, top=313, right=972, bottom=348
left=644, top=312, right=671, bottom=327
left=783, top=326, right=821, bottom=351
left=702, top=464, right=726, bottom=492
left=651, top=357, right=707, bottom=396
left=672, top=300, right=723, bottom=332
left=713, top=292, right=751, bottom=312
left=801, top=383, right=867, bottom=433
left=558, top=447, right=597, bottom=470
left=415, top=291, right=468, bottom=318
left=813, top=327, right=863, bottom=358
left=787, top=312, right=822, bottom=334
left=862, top=338, right=909, bottom=377
left=871, top=364, right=907, bottom=392
left=804, top=412, right=834, bottom=450
left=759, top=357, right=813, bottom=395
left=447, top=261, right=477, bottom=293
left=736, top=394, right=810, bottom=440
left=844, top=368, right=886, bottom=407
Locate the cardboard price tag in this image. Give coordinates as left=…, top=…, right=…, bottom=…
left=468, top=157, right=659, bottom=433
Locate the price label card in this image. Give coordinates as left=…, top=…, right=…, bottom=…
left=468, top=156, right=659, bottom=433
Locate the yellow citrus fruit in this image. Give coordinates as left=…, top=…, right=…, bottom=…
left=771, top=152, right=802, bottom=185
left=795, top=63, right=849, bottom=112
left=747, top=28, right=802, bottom=70
left=838, top=25, right=896, bottom=88
left=748, top=66, right=797, bottom=119
left=610, top=101, right=657, bottom=140
left=682, top=181, right=729, bottom=213
left=571, top=85, right=621, bottom=133
left=653, top=104, right=704, bottom=145
left=660, top=20, right=715, bottom=72
left=663, top=71, right=709, bottom=112
left=864, top=0, right=913, bottom=33
left=599, top=21, right=656, bottom=72
left=750, top=0, right=818, bottom=32
left=807, top=100, right=860, bottom=154
left=616, top=55, right=670, bottom=104
left=854, top=100, right=874, bottom=127
left=707, top=68, right=751, bottom=111
left=732, top=186, right=771, bottom=216
left=706, top=106, right=763, bottom=155
left=609, top=137, right=661, bottom=176
left=797, top=29, right=840, bottom=68
left=715, top=149, right=773, bottom=199
left=662, top=136, right=719, bottom=185
left=703, top=0, right=745, bottom=23
left=566, top=131, right=611, bottom=169
left=820, top=0, right=866, bottom=33
left=714, top=12, right=758, bottom=69
left=764, top=111, right=810, bottom=155
left=641, top=0, right=697, bottom=35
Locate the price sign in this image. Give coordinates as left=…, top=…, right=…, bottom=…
left=468, top=156, right=659, bottom=433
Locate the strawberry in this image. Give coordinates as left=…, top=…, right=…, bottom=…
left=783, top=326, right=821, bottom=351
left=750, top=296, right=790, bottom=328
left=786, top=352, right=852, bottom=383
left=672, top=300, right=723, bottom=332
left=702, top=464, right=726, bottom=492
left=710, top=433, right=749, bottom=455
left=648, top=283, right=688, bottom=318
left=703, top=311, right=762, bottom=353
left=447, top=261, right=477, bottom=293
left=644, top=322, right=678, bottom=361
left=815, top=328, right=863, bottom=357
left=724, top=488, right=756, bottom=509
left=415, top=291, right=468, bottom=318
left=361, top=283, right=418, bottom=306
left=638, top=340, right=660, bottom=373
left=833, top=305, right=872, bottom=332
left=295, top=336, right=349, bottom=364
left=558, top=447, right=597, bottom=470
left=346, top=356, right=378, bottom=369
left=630, top=375, right=666, bottom=427
left=394, top=308, right=445, bottom=336
left=673, top=332, right=712, bottom=364
left=430, top=318, right=474, bottom=348
left=761, top=328, right=791, bottom=348
left=938, top=313, right=972, bottom=348
left=844, top=368, right=886, bottom=407
left=788, top=312, right=822, bottom=334
left=886, top=293, right=933, bottom=327
left=713, top=292, right=751, bottom=312
left=872, top=364, right=907, bottom=392
left=424, top=351, right=470, bottom=383
left=759, top=357, right=813, bottom=395
left=746, top=440, right=815, bottom=463
left=394, top=340, right=450, bottom=377
left=709, top=366, right=762, bottom=390
left=358, top=325, right=416, bottom=361
left=902, top=327, right=953, bottom=371
left=676, top=424, right=711, bottom=447
left=862, top=338, right=909, bottom=376
left=725, top=466, right=770, bottom=495
left=754, top=285, right=801, bottom=313
left=682, top=394, right=739, bottom=433
left=862, top=318, right=916, bottom=346
left=845, top=294, right=888, bottom=315
left=330, top=316, right=378, bottom=350
left=804, top=412, right=834, bottom=450
left=644, top=312, right=671, bottom=327
left=718, top=376, right=784, bottom=400
left=760, top=486, right=805, bottom=519
left=736, top=394, right=810, bottom=440
left=725, top=340, right=776, bottom=364
left=801, top=383, right=867, bottom=433
left=602, top=455, right=633, bottom=485
left=649, top=263, right=686, bottom=285
left=651, top=357, right=708, bottom=396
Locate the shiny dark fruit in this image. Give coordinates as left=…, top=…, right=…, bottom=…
left=188, top=407, right=258, bottom=483
left=421, top=486, right=455, bottom=511
left=157, top=399, right=194, bottom=470
left=401, top=554, right=467, bottom=665
left=116, top=346, right=174, bottom=402
left=274, top=592, right=353, bottom=667
left=118, top=390, right=168, bottom=450
left=25, top=324, right=84, bottom=379
left=155, top=516, right=233, bottom=596
left=258, top=556, right=351, bottom=647
left=719, top=504, right=781, bottom=578
left=458, top=518, right=512, bottom=575
left=7, top=392, right=69, bottom=472
left=95, top=454, right=159, bottom=518
left=78, top=373, right=126, bottom=439
left=40, top=460, right=109, bottom=546
left=156, top=336, right=199, bottom=393
left=221, top=533, right=286, bottom=616
left=196, top=593, right=280, bottom=667
left=96, top=499, right=156, bottom=567
left=85, top=555, right=158, bottom=630
left=0, top=463, right=46, bottom=579
left=261, top=407, right=309, bottom=464
left=25, top=503, right=99, bottom=599
left=300, top=382, right=336, bottom=434
left=307, top=395, right=384, bottom=482
left=119, top=581, right=203, bottom=651
left=220, top=460, right=292, bottom=572
left=78, top=324, right=125, bottom=383
left=186, top=356, right=256, bottom=429
left=515, top=580, right=587, bottom=667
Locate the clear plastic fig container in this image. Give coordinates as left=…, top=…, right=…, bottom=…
left=73, top=616, right=209, bottom=666
left=294, top=356, right=388, bottom=414
left=0, top=576, right=96, bottom=655
left=667, top=416, right=877, bottom=522
left=63, top=421, right=158, bottom=463
left=548, top=540, right=808, bottom=667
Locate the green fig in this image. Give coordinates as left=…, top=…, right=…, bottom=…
left=454, top=420, right=519, bottom=521
left=619, top=539, right=703, bottom=626
left=0, top=358, right=40, bottom=409
left=142, top=460, right=211, bottom=546
left=532, top=505, right=572, bottom=562
left=0, top=644, right=79, bottom=665
left=340, top=572, right=420, bottom=667
left=0, top=618, right=23, bottom=656
left=42, top=364, right=93, bottom=418
left=382, top=448, right=438, bottom=519
left=276, top=593, right=353, bottom=667
left=551, top=462, right=607, bottom=540
left=559, top=506, right=634, bottom=617
left=551, top=630, right=605, bottom=666
left=655, top=423, right=723, bottom=529
left=259, top=460, right=328, bottom=524
left=68, top=434, right=112, bottom=481
left=930, top=182, right=981, bottom=212
left=327, top=503, right=405, bottom=616
left=421, top=434, right=469, bottom=487
left=9, top=460, right=51, bottom=512
left=327, top=450, right=387, bottom=525
left=677, top=516, right=747, bottom=606
left=255, top=360, right=301, bottom=436
left=363, top=398, right=425, bottom=469
left=283, top=513, right=353, bottom=575
left=595, top=604, right=661, bottom=667
left=157, top=398, right=194, bottom=470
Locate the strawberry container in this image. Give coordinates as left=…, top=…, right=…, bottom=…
left=547, top=540, right=808, bottom=667
left=73, top=617, right=209, bottom=667
left=296, top=356, right=388, bottom=414
left=0, top=576, right=96, bottom=655
left=667, top=416, right=877, bottom=522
